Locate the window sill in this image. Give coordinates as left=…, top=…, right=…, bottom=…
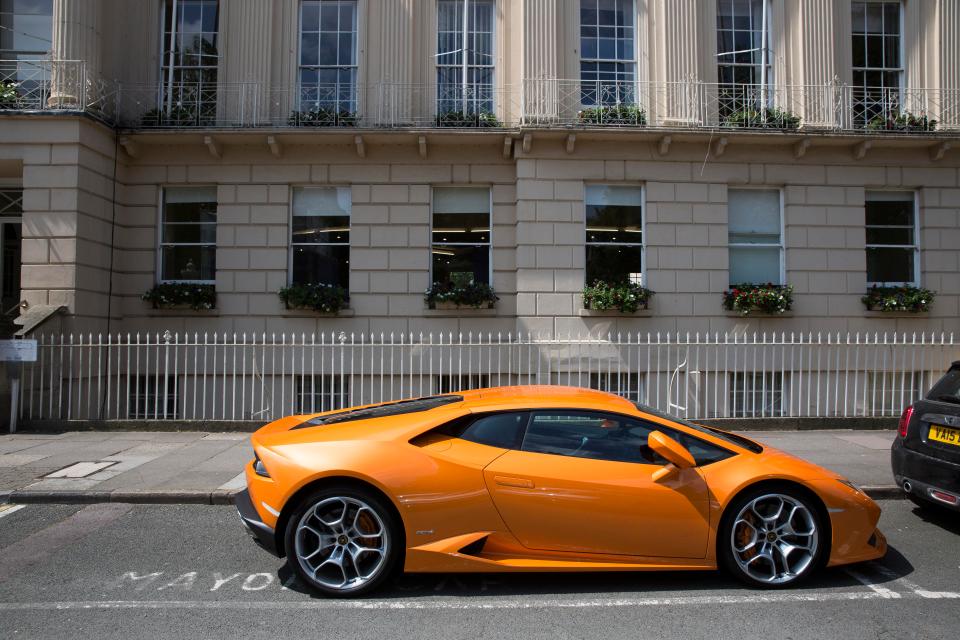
left=284, top=307, right=355, bottom=317
left=423, top=306, right=498, bottom=317
left=579, top=308, right=652, bottom=317
left=723, top=310, right=794, bottom=318
left=863, top=310, right=930, bottom=318
left=146, top=306, right=218, bottom=315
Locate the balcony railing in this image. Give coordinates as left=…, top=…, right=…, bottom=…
left=3, top=62, right=959, bottom=134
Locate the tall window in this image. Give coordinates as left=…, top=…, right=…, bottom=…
left=295, top=374, right=347, bottom=413
left=585, top=185, right=643, bottom=285
left=161, top=0, right=219, bottom=124
left=290, top=187, right=351, bottom=290
left=729, top=372, right=783, bottom=418
left=436, top=0, right=495, bottom=117
left=851, top=1, right=902, bottom=127
left=727, top=189, right=782, bottom=285
left=865, top=191, right=917, bottom=286
left=716, top=0, right=770, bottom=121
left=299, top=0, right=358, bottom=118
left=431, top=187, right=491, bottom=287
left=0, top=0, right=52, bottom=102
left=160, top=187, right=217, bottom=283
left=579, top=0, right=635, bottom=106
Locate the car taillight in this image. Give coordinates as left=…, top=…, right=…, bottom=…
left=898, top=405, right=914, bottom=438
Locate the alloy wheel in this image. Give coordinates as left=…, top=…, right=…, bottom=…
left=730, top=493, right=819, bottom=585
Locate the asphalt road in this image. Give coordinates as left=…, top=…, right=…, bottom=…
left=0, top=500, right=958, bottom=640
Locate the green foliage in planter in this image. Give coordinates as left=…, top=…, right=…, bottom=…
left=861, top=285, right=935, bottom=313
left=140, top=105, right=213, bottom=127
left=577, top=105, right=647, bottom=126
left=278, top=282, right=349, bottom=313
left=0, top=81, right=20, bottom=108
left=582, top=281, right=654, bottom=313
left=288, top=108, right=359, bottom=127
left=722, top=283, right=793, bottom=315
left=425, top=281, right=499, bottom=309
left=723, top=107, right=801, bottom=129
left=865, top=110, right=937, bottom=132
left=434, top=110, right=502, bottom=127
left=142, top=283, right=216, bottom=310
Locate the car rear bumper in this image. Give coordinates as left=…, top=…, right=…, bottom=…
left=235, top=488, right=280, bottom=556
left=891, top=439, right=960, bottom=511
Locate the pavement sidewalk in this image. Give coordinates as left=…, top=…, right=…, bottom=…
left=0, top=429, right=901, bottom=504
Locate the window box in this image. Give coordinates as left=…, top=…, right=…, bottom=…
left=861, top=285, right=935, bottom=313
left=722, top=284, right=793, bottom=316
left=278, top=283, right=349, bottom=315
left=864, top=110, right=936, bottom=133
left=143, top=283, right=216, bottom=311
left=425, top=282, right=498, bottom=310
left=582, top=281, right=653, bottom=314
left=722, top=107, right=801, bottom=130
left=434, top=110, right=502, bottom=128
left=288, top=108, right=359, bottom=127
left=577, top=105, right=646, bottom=126
left=1, top=81, right=21, bottom=108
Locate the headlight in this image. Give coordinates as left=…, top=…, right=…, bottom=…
left=253, top=454, right=270, bottom=478
left=837, top=478, right=861, bottom=493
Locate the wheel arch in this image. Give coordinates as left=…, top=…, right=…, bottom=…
left=274, top=475, right=406, bottom=558
left=716, top=478, right=833, bottom=567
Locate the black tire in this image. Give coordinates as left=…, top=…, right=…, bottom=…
left=718, top=484, right=827, bottom=588
left=283, top=484, right=403, bottom=597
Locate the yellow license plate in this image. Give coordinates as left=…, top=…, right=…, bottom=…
left=928, top=424, right=960, bottom=446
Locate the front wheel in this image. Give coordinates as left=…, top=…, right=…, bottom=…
left=284, top=486, right=402, bottom=597
left=720, top=487, right=825, bottom=588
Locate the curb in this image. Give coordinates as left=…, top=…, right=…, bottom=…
left=1, top=486, right=903, bottom=505
left=2, top=489, right=240, bottom=506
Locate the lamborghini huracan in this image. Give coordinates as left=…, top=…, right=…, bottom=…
left=235, top=386, right=886, bottom=596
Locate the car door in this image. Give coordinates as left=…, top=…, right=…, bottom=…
left=483, top=410, right=711, bottom=559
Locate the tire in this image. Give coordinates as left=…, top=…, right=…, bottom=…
left=283, top=484, right=402, bottom=597
left=719, top=485, right=826, bottom=588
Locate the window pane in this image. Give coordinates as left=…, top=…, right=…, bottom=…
left=460, top=413, right=527, bottom=449
left=433, top=186, right=489, bottom=213
left=292, top=215, right=350, bottom=244
left=432, top=244, right=489, bottom=286
left=432, top=212, right=489, bottom=244
left=586, top=245, right=643, bottom=285
left=161, top=245, right=215, bottom=281
left=293, top=186, right=351, bottom=216
left=865, top=226, right=913, bottom=245
left=865, top=193, right=912, bottom=225
left=866, top=247, right=914, bottom=284
left=162, top=201, right=217, bottom=224
left=162, top=222, right=216, bottom=244
left=522, top=411, right=659, bottom=465
left=291, top=244, right=349, bottom=288
left=729, top=246, right=780, bottom=284
left=728, top=189, right=780, bottom=241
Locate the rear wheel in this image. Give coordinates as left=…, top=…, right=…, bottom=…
left=284, top=485, right=401, bottom=597
left=720, top=487, right=825, bottom=588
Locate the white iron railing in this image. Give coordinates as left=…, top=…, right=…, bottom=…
left=17, top=331, right=958, bottom=424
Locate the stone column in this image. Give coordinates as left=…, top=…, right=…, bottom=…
left=649, top=0, right=702, bottom=125
left=221, top=0, right=273, bottom=123
left=49, top=0, right=102, bottom=107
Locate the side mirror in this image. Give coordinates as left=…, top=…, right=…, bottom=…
left=648, top=431, right=696, bottom=482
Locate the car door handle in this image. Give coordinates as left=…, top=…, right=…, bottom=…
left=494, top=476, right=534, bottom=489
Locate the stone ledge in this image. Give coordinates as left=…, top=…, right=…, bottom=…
left=862, top=310, right=930, bottom=318
left=723, top=310, right=795, bottom=318
left=282, top=307, right=356, bottom=318
left=423, top=306, right=499, bottom=317
left=578, top=308, right=652, bottom=317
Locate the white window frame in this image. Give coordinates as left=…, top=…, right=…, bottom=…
left=727, top=187, right=785, bottom=286
left=851, top=0, right=904, bottom=124
left=864, top=190, right=919, bottom=287
left=160, top=0, right=220, bottom=116
left=429, top=186, right=494, bottom=286
left=288, top=186, right=352, bottom=289
left=157, top=186, right=217, bottom=285
left=715, top=0, right=773, bottom=91
left=297, top=0, right=360, bottom=113
left=435, top=0, right=497, bottom=115
left=584, top=183, right=646, bottom=286
left=577, top=0, right=638, bottom=106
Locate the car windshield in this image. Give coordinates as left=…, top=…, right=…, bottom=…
left=633, top=403, right=763, bottom=453
left=927, top=365, right=960, bottom=404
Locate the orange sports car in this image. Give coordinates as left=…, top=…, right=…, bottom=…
left=235, top=386, right=886, bottom=597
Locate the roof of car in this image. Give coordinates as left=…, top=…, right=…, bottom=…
left=459, top=385, right=634, bottom=408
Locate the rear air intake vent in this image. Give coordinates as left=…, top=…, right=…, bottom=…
left=292, top=395, right=464, bottom=430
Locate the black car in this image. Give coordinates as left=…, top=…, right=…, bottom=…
left=892, top=361, right=960, bottom=512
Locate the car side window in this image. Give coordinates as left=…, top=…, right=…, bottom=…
left=521, top=411, right=660, bottom=465
left=457, top=412, right=528, bottom=449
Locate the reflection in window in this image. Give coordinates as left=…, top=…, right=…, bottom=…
left=295, top=374, right=348, bottom=413
left=161, top=0, right=219, bottom=123
left=299, top=0, right=358, bottom=116
left=727, top=189, right=782, bottom=285
left=432, top=187, right=491, bottom=287
left=160, top=187, right=217, bottom=283
left=291, top=187, right=351, bottom=291
left=579, top=0, right=635, bottom=106
left=716, top=0, right=770, bottom=118
left=865, top=191, right=916, bottom=286
left=729, top=372, right=783, bottom=418
left=585, top=185, right=643, bottom=285
left=0, top=0, right=53, bottom=95
left=851, top=1, right=902, bottom=127
left=436, top=0, right=495, bottom=116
